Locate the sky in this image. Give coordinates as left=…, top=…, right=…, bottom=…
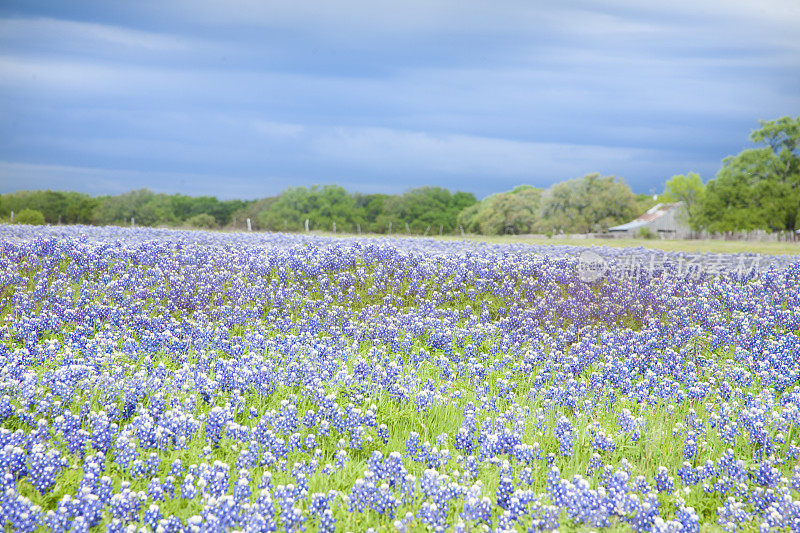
left=0, top=1, right=798, bottom=199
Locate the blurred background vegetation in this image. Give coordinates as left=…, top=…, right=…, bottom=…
left=2, top=117, right=797, bottom=236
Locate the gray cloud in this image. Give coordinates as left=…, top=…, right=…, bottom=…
left=0, top=1, right=798, bottom=197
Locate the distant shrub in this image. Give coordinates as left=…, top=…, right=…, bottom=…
left=187, top=213, right=218, bottom=229
left=638, top=226, right=655, bottom=239
left=15, top=208, right=46, bottom=225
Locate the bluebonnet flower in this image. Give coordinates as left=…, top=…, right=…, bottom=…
left=2, top=225, right=799, bottom=531
left=555, top=416, right=574, bottom=456
left=655, top=466, right=675, bottom=494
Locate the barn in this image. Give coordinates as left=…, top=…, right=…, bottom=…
left=608, top=202, right=690, bottom=238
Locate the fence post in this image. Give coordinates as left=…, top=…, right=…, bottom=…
left=357, top=223, right=361, bottom=235
left=332, top=221, right=336, bottom=233
left=247, top=218, right=252, bottom=232
left=305, top=218, right=309, bottom=233
left=388, top=222, right=392, bottom=234
left=424, top=225, right=430, bottom=236
left=460, top=225, right=465, bottom=237
left=131, top=217, right=135, bottom=227
left=10, top=211, right=14, bottom=223
left=439, top=225, right=443, bottom=236
left=405, top=222, right=410, bottom=234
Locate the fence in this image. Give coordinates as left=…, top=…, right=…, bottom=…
left=516, top=231, right=797, bottom=242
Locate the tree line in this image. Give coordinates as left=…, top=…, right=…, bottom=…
left=0, top=186, right=479, bottom=234
left=2, top=116, right=797, bottom=236
left=0, top=180, right=654, bottom=235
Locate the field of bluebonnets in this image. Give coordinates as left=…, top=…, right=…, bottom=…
left=1, top=224, right=799, bottom=533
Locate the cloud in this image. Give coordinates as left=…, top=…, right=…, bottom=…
left=250, top=120, right=306, bottom=139
left=313, top=126, right=650, bottom=179
left=0, top=17, right=190, bottom=51
left=0, top=2, right=797, bottom=197
left=0, top=160, right=288, bottom=199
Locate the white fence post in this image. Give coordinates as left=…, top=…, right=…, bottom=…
left=131, top=217, right=135, bottom=227
left=357, top=223, right=361, bottom=235
left=10, top=211, right=14, bottom=223
left=246, top=218, right=252, bottom=232
left=332, top=221, right=336, bottom=233
left=305, top=218, right=309, bottom=233
left=388, top=222, right=392, bottom=234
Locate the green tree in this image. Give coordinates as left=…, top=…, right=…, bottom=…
left=91, top=189, right=177, bottom=227
left=258, top=185, right=363, bottom=232
left=354, top=193, right=389, bottom=232
left=0, top=190, right=99, bottom=224
left=15, top=208, right=46, bottom=225
left=229, top=196, right=278, bottom=230
left=537, top=173, right=638, bottom=234
left=660, top=172, right=705, bottom=230
left=458, top=185, right=542, bottom=235
left=699, top=116, right=800, bottom=233
left=379, top=186, right=476, bottom=234
left=634, top=193, right=660, bottom=216
left=186, top=213, right=218, bottom=229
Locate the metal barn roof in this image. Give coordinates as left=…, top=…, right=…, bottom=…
left=608, top=202, right=682, bottom=232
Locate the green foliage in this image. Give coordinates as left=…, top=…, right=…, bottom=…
left=659, top=172, right=705, bottom=231
left=0, top=190, right=98, bottom=224
left=634, top=193, right=660, bottom=216
left=353, top=193, right=389, bottom=232
left=458, top=185, right=542, bottom=234
left=537, top=173, right=639, bottom=234
left=186, top=213, right=218, bottom=229
left=14, top=208, right=46, bottom=225
left=169, top=194, right=248, bottom=226
left=637, top=226, right=654, bottom=239
left=379, top=186, right=477, bottom=234
left=257, top=185, right=363, bottom=232
left=91, top=189, right=178, bottom=227
left=0, top=186, right=474, bottom=235
left=228, top=196, right=277, bottom=230
left=699, top=116, right=800, bottom=233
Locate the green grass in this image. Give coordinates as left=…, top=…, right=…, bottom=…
left=311, top=230, right=800, bottom=255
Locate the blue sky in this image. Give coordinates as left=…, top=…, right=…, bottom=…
left=1, top=1, right=798, bottom=199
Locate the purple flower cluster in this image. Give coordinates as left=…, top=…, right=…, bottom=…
left=0, top=224, right=798, bottom=531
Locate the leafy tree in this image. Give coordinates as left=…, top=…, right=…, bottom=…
left=379, top=186, right=476, bottom=234
left=168, top=195, right=248, bottom=225
left=229, top=197, right=278, bottom=230
left=15, top=208, right=46, bottom=225
left=258, top=185, right=363, bottom=232
left=354, top=193, right=389, bottom=232
left=699, top=116, right=800, bottom=233
left=187, top=213, right=218, bottom=229
left=659, top=172, right=705, bottom=230
left=0, top=190, right=98, bottom=224
left=537, top=173, right=638, bottom=233
left=458, top=186, right=542, bottom=234
left=62, top=193, right=101, bottom=224
left=91, top=189, right=177, bottom=227
left=634, top=193, right=660, bottom=216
